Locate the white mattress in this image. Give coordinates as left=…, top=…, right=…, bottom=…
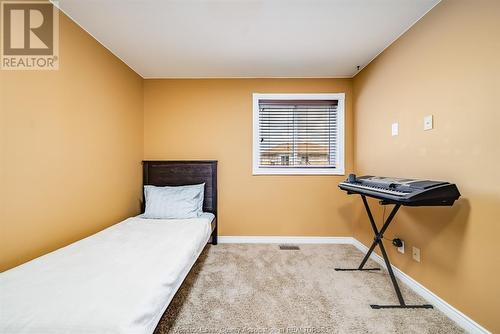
left=0, top=213, right=214, bottom=334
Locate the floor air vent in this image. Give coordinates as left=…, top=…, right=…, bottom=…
left=279, top=244, right=300, bottom=250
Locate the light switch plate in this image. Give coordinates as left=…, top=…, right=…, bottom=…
left=424, top=115, right=433, bottom=130
left=391, top=122, right=399, bottom=136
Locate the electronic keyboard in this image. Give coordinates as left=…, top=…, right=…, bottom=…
left=339, top=174, right=460, bottom=206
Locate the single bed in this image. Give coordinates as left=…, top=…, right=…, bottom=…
left=0, top=160, right=218, bottom=334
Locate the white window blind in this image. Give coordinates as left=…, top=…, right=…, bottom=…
left=253, top=94, right=344, bottom=175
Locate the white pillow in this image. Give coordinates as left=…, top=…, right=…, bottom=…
left=143, top=183, right=205, bottom=219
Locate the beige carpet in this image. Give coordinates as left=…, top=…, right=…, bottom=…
left=154, top=244, right=464, bottom=334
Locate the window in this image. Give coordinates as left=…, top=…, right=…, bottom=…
left=253, top=93, right=345, bottom=175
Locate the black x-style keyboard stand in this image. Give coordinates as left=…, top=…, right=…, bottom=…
left=335, top=195, right=433, bottom=309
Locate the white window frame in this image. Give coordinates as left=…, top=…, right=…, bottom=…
left=253, top=93, right=345, bottom=175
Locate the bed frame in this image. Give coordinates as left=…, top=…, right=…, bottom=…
left=142, top=160, right=218, bottom=245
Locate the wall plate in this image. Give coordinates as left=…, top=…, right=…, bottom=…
left=424, top=115, right=433, bottom=130
left=412, top=246, right=421, bottom=262
left=398, top=240, right=405, bottom=254
left=392, top=122, right=399, bottom=136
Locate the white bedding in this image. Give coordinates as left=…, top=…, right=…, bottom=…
left=0, top=213, right=214, bottom=334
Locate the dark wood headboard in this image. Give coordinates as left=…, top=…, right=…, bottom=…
left=142, top=160, right=218, bottom=216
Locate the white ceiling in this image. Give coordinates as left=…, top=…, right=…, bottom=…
left=55, top=0, right=440, bottom=78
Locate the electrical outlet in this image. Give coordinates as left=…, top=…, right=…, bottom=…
left=412, top=246, right=421, bottom=262
left=397, top=240, right=405, bottom=254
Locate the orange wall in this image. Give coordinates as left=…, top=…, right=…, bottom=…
left=2, top=1, right=497, bottom=330
left=144, top=79, right=354, bottom=237
left=353, top=0, right=500, bottom=331
left=0, top=13, right=144, bottom=271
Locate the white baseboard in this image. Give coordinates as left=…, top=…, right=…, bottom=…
left=218, top=236, right=353, bottom=244
left=350, top=238, right=490, bottom=334
left=217, top=235, right=490, bottom=334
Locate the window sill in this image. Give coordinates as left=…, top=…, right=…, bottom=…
left=253, top=167, right=345, bottom=176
